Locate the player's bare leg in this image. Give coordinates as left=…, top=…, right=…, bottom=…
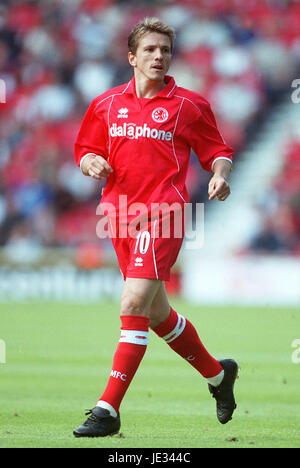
left=120, top=277, right=162, bottom=318
left=149, top=282, right=238, bottom=424
left=149, top=282, right=171, bottom=329
left=74, top=278, right=161, bottom=438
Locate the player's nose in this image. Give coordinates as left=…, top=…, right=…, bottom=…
left=154, top=48, right=163, bottom=60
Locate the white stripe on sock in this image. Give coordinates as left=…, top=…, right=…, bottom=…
left=119, top=329, right=149, bottom=346
left=96, top=400, right=118, bottom=418
left=162, top=314, right=186, bottom=343
left=206, top=370, right=224, bottom=387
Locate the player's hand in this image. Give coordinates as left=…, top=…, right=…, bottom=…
left=81, top=153, right=113, bottom=180
left=208, top=175, right=230, bottom=201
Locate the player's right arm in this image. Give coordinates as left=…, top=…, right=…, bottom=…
left=74, top=98, right=112, bottom=179
left=81, top=153, right=113, bottom=180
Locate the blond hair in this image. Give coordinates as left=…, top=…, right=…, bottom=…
left=128, top=17, right=176, bottom=55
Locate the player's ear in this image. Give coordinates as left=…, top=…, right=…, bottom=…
left=128, top=52, right=136, bottom=67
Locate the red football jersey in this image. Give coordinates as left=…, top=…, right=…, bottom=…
left=74, top=75, right=234, bottom=219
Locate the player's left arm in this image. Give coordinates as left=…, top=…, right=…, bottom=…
left=184, top=97, right=234, bottom=202
left=208, top=159, right=232, bottom=201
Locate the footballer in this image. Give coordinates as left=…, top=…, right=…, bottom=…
left=73, top=17, right=238, bottom=438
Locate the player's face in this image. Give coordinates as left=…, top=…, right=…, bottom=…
left=128, top=32, right=172, bottom=82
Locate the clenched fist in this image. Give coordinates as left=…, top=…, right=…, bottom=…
left=208, top=174, right=231, bottom=201
left=81, top=153, right=113, bottom=180
left=208, top=159, right=232, bottom=202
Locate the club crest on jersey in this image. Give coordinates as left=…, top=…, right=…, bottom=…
left=117, top=107, right=128, bottom=118
left=152, top=107, right=168, bottom=123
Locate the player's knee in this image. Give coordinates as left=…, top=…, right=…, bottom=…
left=120, top=295, right=149, bottom=317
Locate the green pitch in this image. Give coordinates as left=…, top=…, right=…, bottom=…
left=0, top=300, right=299, bottom=448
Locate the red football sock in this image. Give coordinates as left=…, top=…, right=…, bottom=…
left=98, top=315, right=149, bottom=414
left=152, top=307, right=223, bottom=378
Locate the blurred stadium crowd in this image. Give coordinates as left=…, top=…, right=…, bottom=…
left=0, top=0, right=300, bottom=261
left=248, top=133, right=300, bottom=255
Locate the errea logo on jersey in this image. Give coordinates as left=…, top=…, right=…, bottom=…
left=110, top=123, right=172, bottom=141
left=134, top=257, right=143, bottom=267
left=117, top=108, right=128, bottom=118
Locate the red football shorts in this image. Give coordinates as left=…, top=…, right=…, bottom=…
left=108, top=212, right=184, bottom=281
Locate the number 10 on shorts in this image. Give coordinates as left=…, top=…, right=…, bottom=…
left=134, top=231, right=151, bottom=255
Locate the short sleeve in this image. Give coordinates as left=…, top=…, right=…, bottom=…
left=187, top=101, right=234, bottom=172
left=74, top=99, right=107, bottom=167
